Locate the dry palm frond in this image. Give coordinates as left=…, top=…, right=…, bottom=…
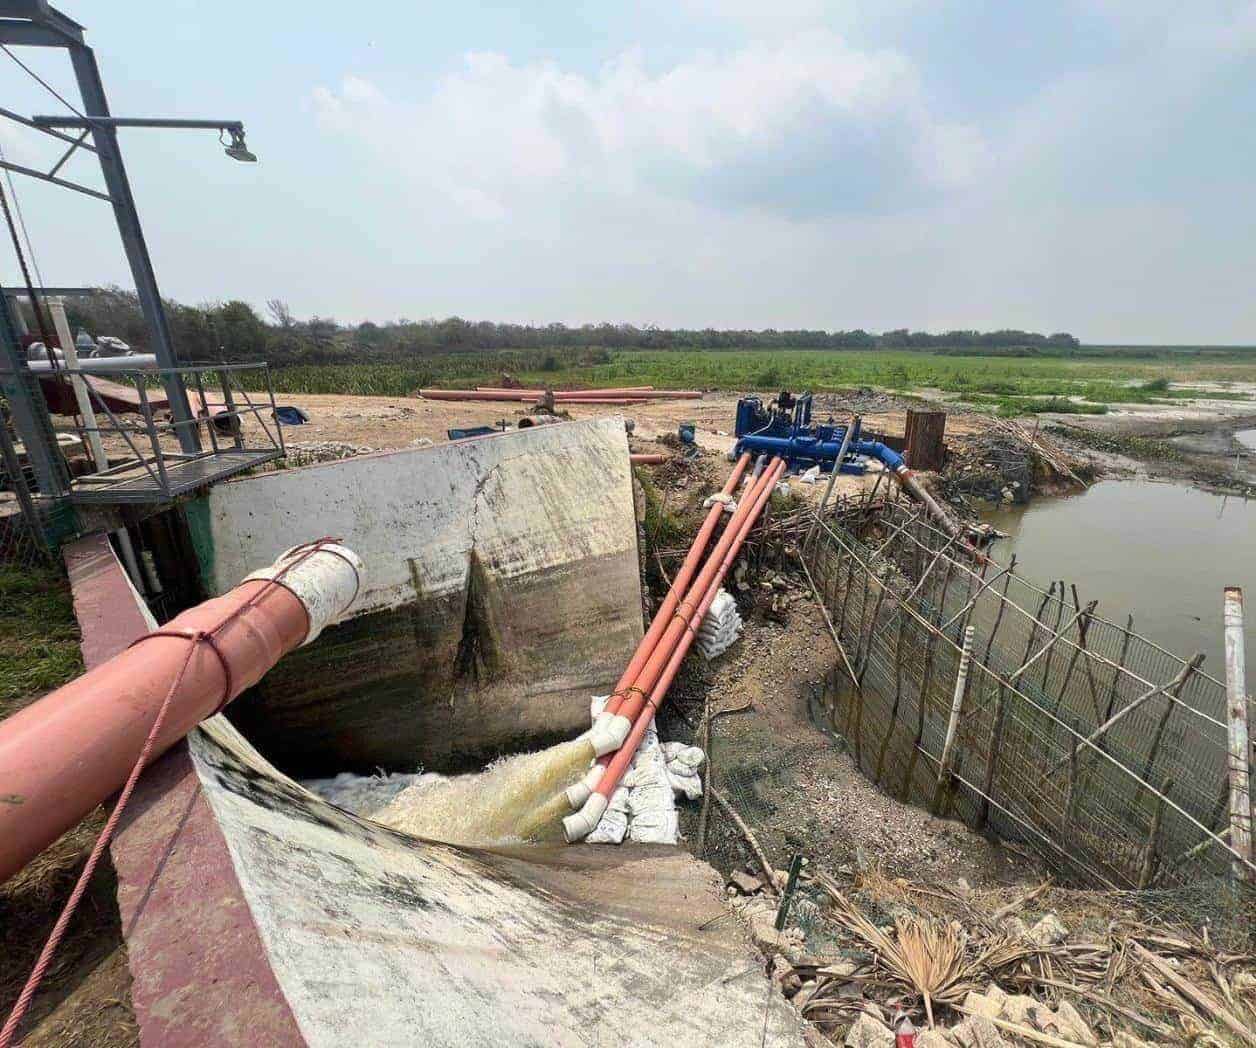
left=823, top=882, right=968, bottom=1026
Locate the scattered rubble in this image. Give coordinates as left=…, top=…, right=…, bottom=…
left=722, top=860, right=1255, bottom=1048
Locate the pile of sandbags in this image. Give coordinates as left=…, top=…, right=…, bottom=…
left=584, top=698, right=707, bottom=845
left=696, top=588, right=743, bottom=660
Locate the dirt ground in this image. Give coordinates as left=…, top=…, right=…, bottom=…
left=640, top=446, right=1040, bottom=900
left=12, top=385, right=1245, bottom=1044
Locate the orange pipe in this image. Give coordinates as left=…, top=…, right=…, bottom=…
left=570, top=454, right=751, bottom=807
left=0, top=548, right=360, bottom=884
left=555, top=398, right=650, bottom=405
left=603, top=462, right=784, bottom=792
left=420, top=389, right=537, bottom=401
left=566, top=459, right=784, bottom=837
left=477, top=386, right=656, bottom=395
left=599, top=453, right=749, bottom=722
left=588, top=459, right=778, bottom=757
left=628, top=453, right=668, bottom=465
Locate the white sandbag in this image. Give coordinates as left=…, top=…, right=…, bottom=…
left=696, top=588, right=742, bottom=660
left=586, top=786, right=630, bottom=844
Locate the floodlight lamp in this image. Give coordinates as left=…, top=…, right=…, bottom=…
left=224, top=127, right=257, bottom=163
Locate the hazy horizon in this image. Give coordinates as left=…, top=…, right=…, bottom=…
left=0, top=2, right=1252, bottom=345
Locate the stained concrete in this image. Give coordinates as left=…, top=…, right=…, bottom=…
left=185, top=716, right=806, bottom=1047
left=189, top=419, right=644, bottom=774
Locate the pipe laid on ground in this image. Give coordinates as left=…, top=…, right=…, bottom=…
left=0, top=542, right=363, bottom=884
left=477, top=386, right=656, bottom=396
left=419, top=388, right=701, bottom=402
left=571, top=454, right=752, bottom=805
left=569, top=459, right=781, bottom=825
left=628, top=453, right=668, bottom=465
left=554, top=398, right=650, bottom=405
left=566, top=457, right=785, bottom=840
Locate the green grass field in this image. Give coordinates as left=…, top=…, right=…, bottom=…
left=243, top=346, right=1256, bottom=414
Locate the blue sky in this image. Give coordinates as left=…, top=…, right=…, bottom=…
left=0, top=1, right=1253, bottom=342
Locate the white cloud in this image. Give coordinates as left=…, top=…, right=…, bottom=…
left=311, top=32, right=988, bottom=222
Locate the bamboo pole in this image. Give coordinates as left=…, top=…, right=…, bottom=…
left=939, top=562, right=1013, bottom=633
left=1046, top=654, right=1206, bottom=777
left=1130, top=942, right=1256, bottom=1046
left=795, top=549, right=860, bottom=691
left=1137, top=776, right=1173, bottom=889
left=977, top=562, right=1019, bottom=830
left=933, top=624, right=975, bottom=812
left=1012, top=601, right=1097, bottom=684
left=806, top=413, right=857, bottom=550
left=1222, top=586, right=1253, bottom=881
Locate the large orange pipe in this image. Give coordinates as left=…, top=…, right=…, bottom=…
left=0, top=544, right=362, bottom=884
left=604, top=452, right=748, bottom=713
left=477, top=386, right=655, bottom=396
left=419, top=388, right=702, bottom=402
left=566, top=458, right=785, bottom=839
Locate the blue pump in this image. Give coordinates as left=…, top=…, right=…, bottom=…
left=733, top=392, right=907, bottom=475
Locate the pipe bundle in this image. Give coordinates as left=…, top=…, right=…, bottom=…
left=563, top=451, right=785, bottom=841
left=418, top=387, right=702, bottom=404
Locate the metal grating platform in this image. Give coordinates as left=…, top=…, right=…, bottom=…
left=68, top=447, right=280, bottom=504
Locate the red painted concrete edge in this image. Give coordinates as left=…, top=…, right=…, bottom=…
left=64, top=534, right=305, bottom=1047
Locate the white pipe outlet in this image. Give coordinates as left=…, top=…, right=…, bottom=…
left=562, top=793, right=608, bottom=843
left=245, top=542, right=364, bottom=645
left=587, top=712, right=633, bottom=756
left=565, top=763, right=605, bottom=809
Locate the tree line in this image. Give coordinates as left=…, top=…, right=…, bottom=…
left=51, top=286, right=1082, bottom=366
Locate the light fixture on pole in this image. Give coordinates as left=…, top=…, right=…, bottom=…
left=223, top=125, right=256, bottom=163
left=31, top=115, right=259, bottom=163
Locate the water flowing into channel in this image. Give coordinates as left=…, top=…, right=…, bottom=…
left=373, top=737, right=594, bottom=846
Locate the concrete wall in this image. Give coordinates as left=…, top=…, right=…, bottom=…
left=188, top=419, right=644, bottom=775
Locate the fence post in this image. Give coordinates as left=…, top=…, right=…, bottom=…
left=1223, top=587, right=1253, bottom=881
left=933, top=625, right=975, bottom=813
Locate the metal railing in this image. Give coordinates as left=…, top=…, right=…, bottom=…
left=9, top=361, right=285, bottom=504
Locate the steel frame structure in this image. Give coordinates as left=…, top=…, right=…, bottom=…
left=0, top=2, right=258, bottom=523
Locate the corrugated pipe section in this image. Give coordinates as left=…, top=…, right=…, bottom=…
left=0, top=541, right=363, bottom=884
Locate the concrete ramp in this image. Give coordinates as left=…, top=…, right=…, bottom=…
left=113, top=716, right=804, bottom=1047
left=187, top=418, right=644, bottom=775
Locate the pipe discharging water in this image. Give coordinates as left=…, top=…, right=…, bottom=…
left=374, top=737, right=596, bottom=846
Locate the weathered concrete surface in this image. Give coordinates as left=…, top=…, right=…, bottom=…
left=189, top=716, right=806, bottom=1047
left=189, top=418, right=644, bottom=774
left=64, top=534, right=306, bottom=1047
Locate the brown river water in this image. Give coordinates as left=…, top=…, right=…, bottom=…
left=981, top=480, right=1255, bottom=688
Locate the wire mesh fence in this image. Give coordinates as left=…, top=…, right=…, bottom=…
left=798, top=491, right=1251, bottom=891
left=0, top=395, right=55, bottom=568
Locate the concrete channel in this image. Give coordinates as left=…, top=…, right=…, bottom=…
left=58, top=418, right=805, bottom=1046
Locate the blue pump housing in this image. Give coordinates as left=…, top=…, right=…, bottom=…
left=733, top=393, right=907, bottom=475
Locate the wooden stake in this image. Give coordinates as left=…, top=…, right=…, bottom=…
left=1223, top=586, right=1253, bottom=881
